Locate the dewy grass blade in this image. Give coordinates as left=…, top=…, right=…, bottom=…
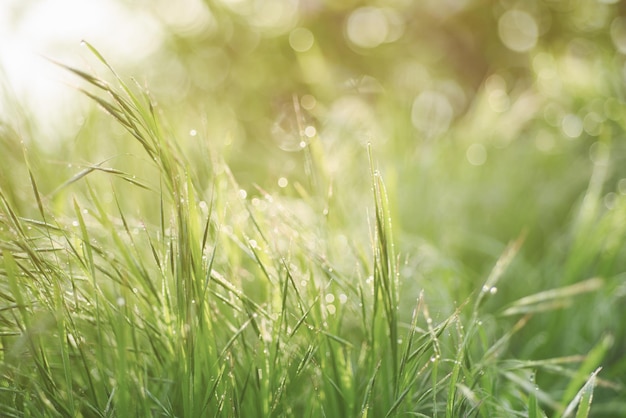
left=560, top=336, right=612, bottom=413
left=474, top=232, right=525, bottom=315
left=562, top=367, right=601, bottom=418
left=501, top=278, right=604, bottom=316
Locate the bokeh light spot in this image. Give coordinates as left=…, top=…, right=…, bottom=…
left=304, top=126, right=316, bottom=137
left=346, top=7, right=388, bottom=49
left=562, top=114, right=583, bottom=138
left=498, top=10, right=538, bottom=52
left=466, top=144, right=487, bottom=166
left=301, top=94, right=316, bottom=110
left=289, top=27, right=314, bottom=52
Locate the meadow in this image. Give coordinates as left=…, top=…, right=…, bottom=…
left=1, top=1, right=625, bottom=416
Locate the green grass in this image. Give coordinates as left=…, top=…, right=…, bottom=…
left=1, top=36, right=625, bottom=418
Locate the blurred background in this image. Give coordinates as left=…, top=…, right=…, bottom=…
left=2, top=0, right=626, bottom=407
left=3, top=0, right=626, bottom=263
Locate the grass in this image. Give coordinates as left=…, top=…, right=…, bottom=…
left=0, top=40, right=625, bottom=417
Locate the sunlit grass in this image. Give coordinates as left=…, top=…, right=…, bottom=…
left=0, top=42, right=624, bottom=418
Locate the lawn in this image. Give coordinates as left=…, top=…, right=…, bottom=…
left=1, top=1, right=625, bottom=417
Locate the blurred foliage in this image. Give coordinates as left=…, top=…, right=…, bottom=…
left=114, top=0, right=626, bottom=258
left=3, top=0, right=626, bottom=414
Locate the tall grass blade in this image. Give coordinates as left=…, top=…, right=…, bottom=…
left=562, top=367, right=601, bottom=418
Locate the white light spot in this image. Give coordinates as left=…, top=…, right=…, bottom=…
left=604, top=192, right=616, bottom=210
left=583, top=112, right=603, bottom=136
left=589, top=142, right=608, bottom=164
left=325, top=293, right=335, bottom=303
left=189, top=129, right=197, bottom=136
left=304, top=125, right=316, bottom=138
left=498, top=10, right=539, bottom=52
left=466, top=143, right=487, bottom=166
left=562, top=114, right=583, bottom=138
left=116, top=297, right=125, bottom=307
left=277, top=177, right=288, bottom=188
left=238, top=189, right=247, bottom=199
left=338, top=294, right=348, bottom=304
left=346, top=7, right=388, bottom=49
left=289, top=27, right=314, bottom=52
left=327, top=304, right=336, bottom=315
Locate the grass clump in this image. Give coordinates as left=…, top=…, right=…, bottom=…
left=0, top=43, right=624, bottom=418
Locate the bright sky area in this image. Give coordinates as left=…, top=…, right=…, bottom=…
left=0, top=0, right=163, bottom=137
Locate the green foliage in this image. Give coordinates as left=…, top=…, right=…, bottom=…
left=1, top=1, right=626, bottom=416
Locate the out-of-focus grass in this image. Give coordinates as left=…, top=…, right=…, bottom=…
left=1, top=0, right=626, bottom=416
